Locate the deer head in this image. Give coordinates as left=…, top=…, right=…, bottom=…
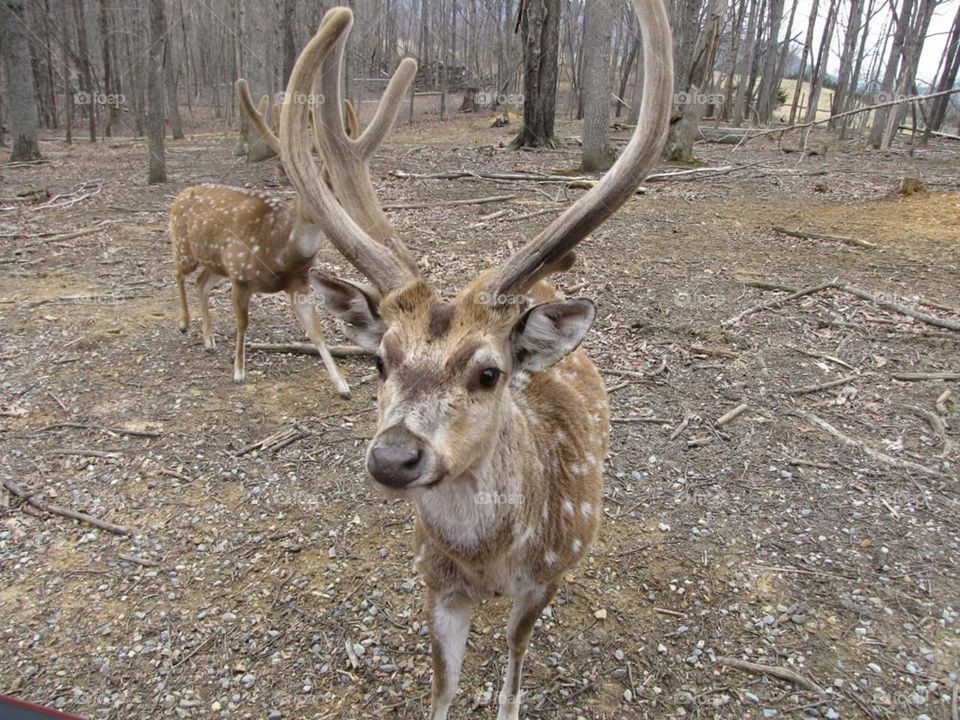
left=278, top=3, right=672, bottom=491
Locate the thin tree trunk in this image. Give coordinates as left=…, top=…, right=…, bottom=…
left=803, top=0, right=838, bottom=123
left=870, top=0, right=913, bottom=147
left=756, top=0, right=785, bottom=124
left=147, top=0, right=167, bottom=183
left=581, top=0, right=616, bottom=170
left=733, top=0, right=760, bottom=126
left=788, top=0, right=818, bottom=124
left=72, top=0, right=96, bottom=141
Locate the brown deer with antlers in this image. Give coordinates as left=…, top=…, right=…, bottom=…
left=168, top=73, right=413, bottom=396
left=269, top=2, right=671, bottom=717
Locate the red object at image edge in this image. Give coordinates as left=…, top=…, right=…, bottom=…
left=0, top=695, right=86, bottom=720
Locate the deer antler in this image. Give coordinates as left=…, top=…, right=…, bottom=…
left=237, top=78, right=364, bottom=149
left=237, top=79, right=281, bottom=154
left=487, top=0, right=674, bottom=299
left=278, top=9, right=419, bottom=295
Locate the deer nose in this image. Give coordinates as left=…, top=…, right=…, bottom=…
left=367, top=425, right=427, bottom=488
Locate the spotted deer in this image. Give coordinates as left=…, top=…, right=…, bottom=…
left=168, top=73, right=412, bottom=396
left=273, top=2, right=672, bottom=718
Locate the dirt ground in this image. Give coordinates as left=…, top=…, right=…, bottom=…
left=1, top=116, right=958, bottom=720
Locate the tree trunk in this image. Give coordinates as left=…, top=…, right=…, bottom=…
left=510, top=0, right=561, bottom=149
left=829, top=0, right=863, bottom=125
left=59, top=0, right=73, bottom=143
left=803, top=0, right=838, bottom=123
left=869, top=0, right=914, bottom=148
left=787, top=0, right=818, bottom=124
left=72, top=0, right=96, bottom=142
left=281, top=0, right=296, bottom=84
left=627, top=35, right=644, bottom=125
left=1, top=0, right=42, bottom=160
left=99, top=0, right=114, bottom=137
left=580, top=0, right=616, bottom=171
left=720, top=0, right=747, bottom=122
left=733, top=0, right=760, bottom=126
left=164, top=16, right=184, bottom=140
left=927, top=5, right=960, bottom=133
left=665, top=0, right=725, bottom=162
left=147, top=0, right=167, bottom=183
left=756, top=0, right=785, bottom=124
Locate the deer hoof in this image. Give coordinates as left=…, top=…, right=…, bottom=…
left=178, top=323, right=188, bottom=334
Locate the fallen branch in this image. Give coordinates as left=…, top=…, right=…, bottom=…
left=722, top=280, right=837, bottom=327
left=611, top=416, right=672, bottom=424
left=791, top=410, right=945, bottom=478
left=724, top=280, right=960, bottom=332
left=772, top=226, right=876, bottom=249
left=382, top=193, right=517, bottom=210
left=734, top=86, right=960, bottom=146
left=3, top=478, right=130, bottom=536
left=237, top=424, right=306, bottom=456
left=248, top=343, right=372, bottom=357
left=390, top=163, right=759, bottom=186
left=718, top=657, right=827, bottom=697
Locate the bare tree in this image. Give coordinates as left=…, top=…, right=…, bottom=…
left=664, top=0, right=725, bottom=161
left=147, top=0, right=166, bottom=183
left=72, top=0, right=96, bottom=141
left=1, top=0, right=42, bottom=160
left=926, top=4, right=960, bottom=135
left=581, top=0, right=616, bottom=170
left=510, top=0, right=561, bottom=148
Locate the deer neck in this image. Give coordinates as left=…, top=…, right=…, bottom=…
left=284, top=202, right=324, bottom=264
left=415, top=390, right=544, bottom=562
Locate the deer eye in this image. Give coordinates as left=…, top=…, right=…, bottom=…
left=374, top=355, right=385, bottom=377
left=478, top=368, right=501, bottom=388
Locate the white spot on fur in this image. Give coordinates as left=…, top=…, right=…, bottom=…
left=544, top=551, right=558, bottom=566
left=562, top=499, right=574, bottom=516
left=572, top=539, right=582, bottom=554
left=580, top=501, right=594, bottom=518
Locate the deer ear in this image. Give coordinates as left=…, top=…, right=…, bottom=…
left=509, top=299, right=596, bottom=373
left=309, top=270, right=385, bottom=350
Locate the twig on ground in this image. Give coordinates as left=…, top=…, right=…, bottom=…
left=786, top=344, right=854, bottom=370
left=248, top=343, right=372, bottom=357
left=772, top=225, right=876, bottom=249
left=715, top=403, right=749, bottom=427
left=718, top=657, right=827, bottom=697
left=3, top=478, right=130, bottom=536
left=48, top=448, right=124, bottom=460
left=382, top=193, right=518, bottom=210
left=891, top=372, right=960, bottom=381
left=900, top=405, right=956, bottom=457
left=936, top=389, right=953, bottom=415
left=785, top=374, right=856, bottom=396
left=611, top=416, right=672, bottom=424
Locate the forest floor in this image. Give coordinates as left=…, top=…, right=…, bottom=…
left=1, top=116, right=959, bottom=720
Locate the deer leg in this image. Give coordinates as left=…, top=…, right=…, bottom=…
left=427, top=588, right=474, bottom=720
left=197, top=269, right=224, bottom=352
left=498, top=582, right=557, bottom=720
left=286, top=283, right=352, bottom=399
left=231, top=281, right=252, bottom=384
left=175, top=271, right=190, bottom=333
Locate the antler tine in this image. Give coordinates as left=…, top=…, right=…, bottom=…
left=487, top=0, right=674, bottom=299
left=354, top=58, right=418, bottom=158
left=236, top=78, right=281, bottom=154
left=309, top=10, right=419, bottom=274
left=279, top=8, right=418, bottom=296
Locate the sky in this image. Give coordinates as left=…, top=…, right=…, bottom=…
left=787, top=0, right=959, bottom=86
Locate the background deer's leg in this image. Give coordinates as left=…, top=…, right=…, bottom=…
left=196, top=269, right=224, bottom=352
left=286, top=282, right=352, bottom=399
left=175, top=270, right=190, bottom=333
left=427, top=588, right=474, bottom=720
left=498, top=582, right=558, bottom=720
left=230, top=281, right=251, bottom=383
